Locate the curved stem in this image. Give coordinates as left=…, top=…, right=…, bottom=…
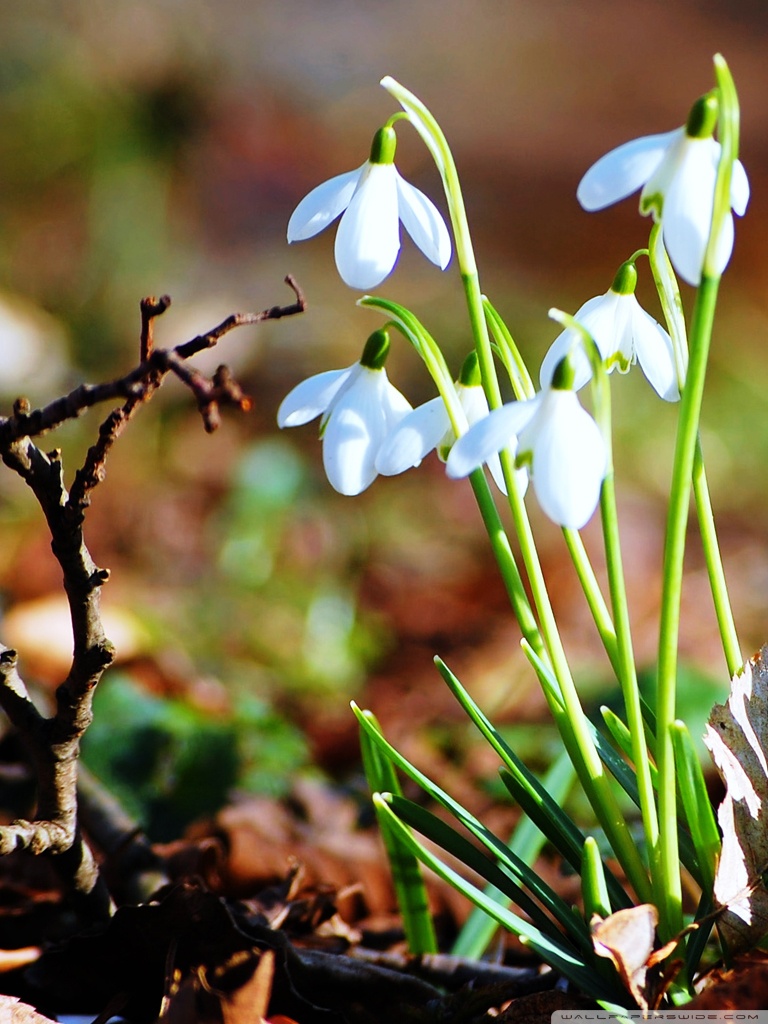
left=383, top=76, right=651, bottom=898
left=656, top=54, right=740, bottom=942
left=693, top=436, right=742, bottom=677
left=656, top=273, right=719, bottom=940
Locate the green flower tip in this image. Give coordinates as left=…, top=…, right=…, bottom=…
left=551, top=354, right=576, bottom=391
left=360, top=328, right=390, bottom=369
left=686, top=91, right=719, bottom=140
left=369, top=125, right=398, bottom=165
left=611, top=260, right=638, bottom=295
left=458, top=351, right=481, bottom=387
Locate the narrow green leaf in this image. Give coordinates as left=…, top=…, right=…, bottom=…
left=684, top=889, right=718, bottom=980
left=452, top=750, right=575, bottom=958
left=601, top=706, right=659, bottom=788
left=354, top=704, right=588, bottom=948
left=671, top=720, right=721, bottom=894
left=436, top=655, right=632, bottom=910
left=388, top=791, right=591, bottom=952
left=372, top=795, right=626, bottom=1003
left=436, top=661, right=574, bottom=846
left=359, top=708, right=402, bottom=796
left=581, top=836, right=611, bottom=921
left=358, top=709, right=438, bottom=954
left=482, top=296, right=534, bottom=400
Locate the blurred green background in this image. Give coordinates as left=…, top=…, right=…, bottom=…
left=0, top=0, right=766, bottom=839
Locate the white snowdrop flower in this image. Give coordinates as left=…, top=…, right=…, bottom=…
left=577, top=94, right=749, bottom=286
left=287, top=125, right=451, bottom=290
left=447, top=359, right=607, bottom=530
left=375, top=353, right=524, bottom=494
left=277, top=330, right=412, bottom=495
left=540, top=261, right=679, bottom=401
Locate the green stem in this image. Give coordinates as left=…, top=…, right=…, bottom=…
left=600, top=468, right=660, bottom=886
left=500, top=443, right=651, bottom=901
left=469, top=468, right=545, bottom=659
left=384, top=76, right=649, bottom=898
left=380, top=77, right=502, bottom=410
left=656, top=273, right=719, bottom=940
left=561, top=528, right=619, bottom=675
left=692, top=436, right=742, bottom=677
left=593, top=367, right=659, bottom=880
left=649, top=223, right=688, bottom=387
left=656, top=53, right=740, bottom=942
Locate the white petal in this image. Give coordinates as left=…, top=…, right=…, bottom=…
left=322, top=369, right=387, bottom=495
left=287, top=167, right=363, bottom=242
left=661, top=138, right=717, bottom=286
left=730, top=158, right=750, bottom=216
left=577, top=129, right=680, bottom=212
left=578, top=292, right=626, bottom=361
left=481, top=452, right=509, bottom=494
left=446, top=399, right=539, bottom=479
left=525, top=391, right=607, bottom=529
left=376, top=396, right=447, bottom=475
left=604, top=293, right=637, bottom=369
left=458, top=385, right=489, bottom=426
left=539, top=294, right=613, bottom=391
left=334, top=163, right=400, bottom=290
left=628, top=302, right=679, bottom=401
left=277, top=366, right=354, bottom=427
left=395, top=174, right=452, bottom=269
left=712, top=209, right=735, bottom=277
left=456, top=386, right=525, bottom=494
left=380, top=376, right=414, bottom=428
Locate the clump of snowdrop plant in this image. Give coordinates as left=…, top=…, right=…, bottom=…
left=279, top=55, right=750, bottom=1008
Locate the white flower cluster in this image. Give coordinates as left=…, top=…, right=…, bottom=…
left=279, top=92, right=748, bottom=530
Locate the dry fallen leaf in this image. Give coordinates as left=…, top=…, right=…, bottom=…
left=591, top=904, right=658, bottom=1009
left=704, top=644, right=768, bottom=953
left=0, top=994, right=57, bottom=1024
left=688, top=951, right=768, bottom=1009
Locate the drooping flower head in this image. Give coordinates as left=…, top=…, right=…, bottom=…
left=287, top=125, right=451, bottom=291
left=277, top=329, right=412, bottom=495
left=540, top=260, right=679, bottom=401
left=375, top=352, right=524, bottom=494
left=577, top=93, right=749, bottom=286
left=447, top=356, right=607, bottom=530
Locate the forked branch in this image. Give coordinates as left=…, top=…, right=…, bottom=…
left=0, top=278, right=305, bottom=919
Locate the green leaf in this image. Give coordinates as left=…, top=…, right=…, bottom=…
left=436, top=656, right=632, bottom=910
left=581, top=836, right=611, bottom=921
left=373, top=795, right=626, bottom=1003
left=671, top=720, right=720, bottom=895
left=387, top=791, right=590, bottom=951
left=601, top=706, right=659, bottom=788
left=358, top=709, right=437, bottom=954
left=354, top=704, right=586, bottom=946
left=482, top=295, right=534, bottom=400
left=452, top=749, right=575, bottom=958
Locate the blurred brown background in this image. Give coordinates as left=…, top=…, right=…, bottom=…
left=0, top=0, right=765, bottom=830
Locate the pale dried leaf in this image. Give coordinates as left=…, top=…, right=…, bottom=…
left=220, top=949, right=273, bottom=1024
left=591, top=904, right=657, bottom=1009
left=0, top=994, right=57, bottom=1024
left=704, top=645, right=768, bottom=953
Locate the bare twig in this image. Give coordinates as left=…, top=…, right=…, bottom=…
left=0, top=275, right=305, bottom=448
left=140, top=294, right=172, bottom=362
left=0, top=280, right=305, bottom=919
